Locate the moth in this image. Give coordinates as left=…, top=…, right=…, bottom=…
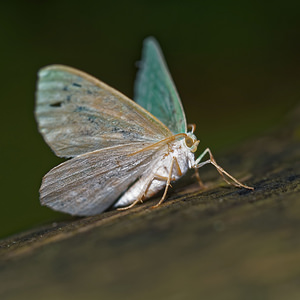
left=35, top=37, right=253, bottom=216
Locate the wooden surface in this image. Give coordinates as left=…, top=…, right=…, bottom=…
left=0, top=105, right=300, bottom=300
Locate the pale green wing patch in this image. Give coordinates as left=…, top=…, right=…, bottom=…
left=36, top=65, right=172, bottom=158
left=134, top=37, right=187, bottom=134
left=40, top=141, right=167, bottom=216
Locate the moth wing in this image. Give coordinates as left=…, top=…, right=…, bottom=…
left=35, top=65, right=172, bottom=158
left=134, top=37, right=187, bottom=134
left=40, top=141, right=166, bottom=216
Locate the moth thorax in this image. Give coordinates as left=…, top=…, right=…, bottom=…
left=184, top=133, right=199, bottom=153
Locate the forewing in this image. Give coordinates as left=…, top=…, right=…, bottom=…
left=36, top=65, right=172, bottom=157
left=134, top=37, right=187, bottom=134
left=40, top=141, right=166, bottom=216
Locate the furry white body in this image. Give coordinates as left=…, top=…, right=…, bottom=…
left=114, top=139, right=195, bottom=207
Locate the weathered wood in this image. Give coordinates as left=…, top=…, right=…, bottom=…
left=0, top=105, right=299, bottom=300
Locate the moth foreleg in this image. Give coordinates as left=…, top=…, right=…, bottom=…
left=194, top=148, right=253, bottom=190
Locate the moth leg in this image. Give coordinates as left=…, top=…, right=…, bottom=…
left=117, top=178, right=158, bottom=211
left=193, top=168, right=206, bottom=189
left=117, top=196, right=144, bottom=211
left=118, top=157, right=182, bottom=211
left=174, top=157, right=182, bottom=176
left=152, top=156, right=180, bottom=208
left=194, top=148, right=254, bottom=190
left=117, top=173, right=173, bottom=211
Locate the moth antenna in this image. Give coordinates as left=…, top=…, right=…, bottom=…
left=187, top=124, right=196, bottom=133
left=129, top=133, right=187, bottom=156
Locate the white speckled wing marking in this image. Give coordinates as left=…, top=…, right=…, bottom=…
left=40, top=141, right=167, bottom=216
left=35, top=65, right=172, bottom=158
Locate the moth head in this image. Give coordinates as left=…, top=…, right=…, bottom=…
left=184, top=133, right=199, bottom=153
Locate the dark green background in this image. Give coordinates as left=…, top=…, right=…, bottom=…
left=1, top=0, right=299, bottom=239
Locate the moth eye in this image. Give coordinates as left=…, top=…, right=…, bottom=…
left=185, top=137, right=194, bottom=148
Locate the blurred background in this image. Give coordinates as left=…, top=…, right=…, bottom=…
left=0, top=0, right=299, bottom=239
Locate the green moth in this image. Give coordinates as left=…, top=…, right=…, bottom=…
left=35, top=37, right=253, bottom=216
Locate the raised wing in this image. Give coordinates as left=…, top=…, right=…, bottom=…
left=40, top=141, right=166, bottom=216
left=134, top=37, right=187, bottom=134
left=35, top=65, right=172, bottom=158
